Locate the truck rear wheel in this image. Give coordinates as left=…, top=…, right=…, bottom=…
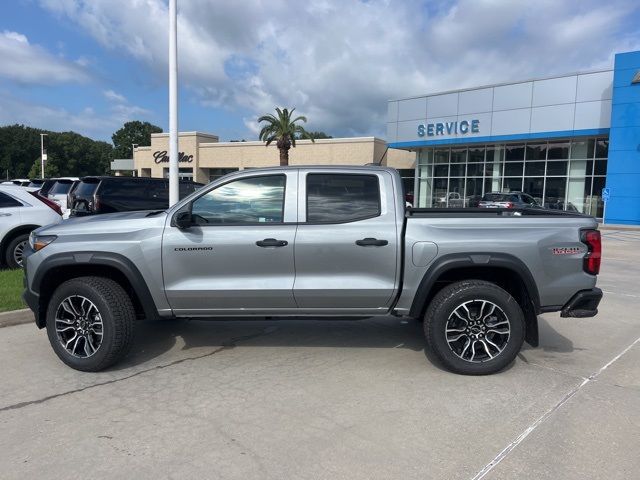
left=424, top=280, right=525, bottom=375
left=45, top=276, right=134, bottom=371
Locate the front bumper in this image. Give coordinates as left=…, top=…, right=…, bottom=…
left=560, top=288, right=603, bottom=318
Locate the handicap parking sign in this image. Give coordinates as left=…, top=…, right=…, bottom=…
left=602, top=187, right=611, bottom=201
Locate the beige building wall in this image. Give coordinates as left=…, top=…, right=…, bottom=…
left=132, top=132, right=415, bottom=184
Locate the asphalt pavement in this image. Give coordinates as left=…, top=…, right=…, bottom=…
left=0, top=231, right=638, bottom=479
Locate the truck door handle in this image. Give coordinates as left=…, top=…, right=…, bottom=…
left=355, top=238, right=388, bottom=247
left=256, top=238, right=288, bottom=247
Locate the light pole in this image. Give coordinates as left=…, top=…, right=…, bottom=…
left=168, top=0, right=179, bottom=205
left=40, top=133, right=48, bottom=179
left=132, top=144, right=138, bottom=177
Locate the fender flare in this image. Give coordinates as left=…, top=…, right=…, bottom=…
left=31, top=251, right=160, bottom=327
left=408, top=252, right=541, bottom=319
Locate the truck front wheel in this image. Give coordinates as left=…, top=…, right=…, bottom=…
left=45, top=276, right=134, bottom=371
left=424, top=280, right=525, bottom=375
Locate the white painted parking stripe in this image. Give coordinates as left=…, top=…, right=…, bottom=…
left=470, top=335, right=640, bottom=480
left=601, top=290, right=640, bottom=299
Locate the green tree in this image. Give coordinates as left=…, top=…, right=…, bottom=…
left=300, top=131, right=332, bottom=139
left=258, top=108, right=313, bottom=166
left=0, top=125, right=113, bottom=179
left=28, top=159, right=60, bottom=179
left=111, top=121, right=162, bottom=159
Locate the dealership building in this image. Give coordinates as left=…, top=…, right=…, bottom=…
left=387, top=50, right=640, bottom=224
left=114, top=133, right=416, bottom=193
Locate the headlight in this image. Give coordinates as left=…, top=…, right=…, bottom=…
left=29, top=232, right=57, bottom=252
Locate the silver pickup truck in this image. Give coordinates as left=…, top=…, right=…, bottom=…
left=23, top=166, right=602, bottom=375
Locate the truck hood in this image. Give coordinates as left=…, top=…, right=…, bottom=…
left=36, top=210, right=168, bottom=236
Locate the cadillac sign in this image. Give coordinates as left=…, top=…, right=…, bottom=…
left=153, top=150, right=194, bottom=164
left=418, top=119, right=480, bottom=137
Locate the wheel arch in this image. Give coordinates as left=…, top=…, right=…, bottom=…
left=32, top=252, right=160, bottom=328
left=1, top=224, right=40, bottom=260
left=409, top=253, right=540, bottom=347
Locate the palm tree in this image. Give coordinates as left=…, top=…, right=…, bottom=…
left=258, top=107, right=314, bottom=166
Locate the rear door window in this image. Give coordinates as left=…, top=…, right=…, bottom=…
left=0, top=192, right=22, bottom=208
left=306, top=174, right=380, bottom=223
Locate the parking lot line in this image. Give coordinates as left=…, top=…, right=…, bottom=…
left=470, top=335, right=640, bottom=480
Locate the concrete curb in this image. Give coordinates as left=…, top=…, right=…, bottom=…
left=0, top=309, right=34, bottom=328
left=599, top=224, right=640, bottom=231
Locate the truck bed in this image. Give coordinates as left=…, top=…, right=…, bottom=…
left=407, top=207, right=590, bottom=218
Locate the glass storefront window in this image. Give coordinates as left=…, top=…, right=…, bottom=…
left=417, top=178, right=433, bottom=208
left=432, top=178, right=448, bottom=207
left=594, top=160, right=607, bottom=176
left=448, top=178, right=465, bottom=207
left=546, top=161, right=568, bottom=176
left=505, top=144, right=525, bottom=161
left=504, top=177, right=523, bottom=192
left=525, top=162, right=545, bottom=176
left=504, top=162, right=523, bottom=177
left=414, top=137, right=607, bottom=216
left=486, top=145, right=504, bottom=163
left=591, top=177, right=605, bottom=217
left=434, top=164, right=448, bottom=177
left=451, top=148, right=467, bottom=163
left=526, top=143, right=547, bottom=160
left=468, top=147, right=484, bottom=162
left=567, top=177, right=590, bottom=213
left=547, top=141, right=569, bottom=159
left=595, top=139, right=608, bottom=158
left=524, top=177, right=544, bottom=203
left=569, top=159, right=590, bottom=177
left=571, top=140, right=588, bottom=159
left=467, top=163, right=483, bottom=177
left=544, top=177, right=567, bottom=209
left=450, top=164, right=465, bottom=177
left=465, top=178, right=483, bottom=207
left=434, top=149, right=449, bottom=163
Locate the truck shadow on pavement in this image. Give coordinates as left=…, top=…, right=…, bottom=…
left=112, top=315, right=575, bottom=373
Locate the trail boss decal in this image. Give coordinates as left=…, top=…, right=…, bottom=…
left=551, top=247, right=582, bottom=255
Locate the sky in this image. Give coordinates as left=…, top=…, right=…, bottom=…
left=0, top=0, right=639, bottom=143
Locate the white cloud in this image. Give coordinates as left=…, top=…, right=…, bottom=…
left=103, top=89, right=127, bottom=103
left=0, top=30, right=89, bottom=84
left=0, top=91, right=151, bottom=140
left=38, top=0, right=640, bottom=137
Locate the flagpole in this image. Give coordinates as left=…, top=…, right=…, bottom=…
left=168, top=0, right=179, bottom=206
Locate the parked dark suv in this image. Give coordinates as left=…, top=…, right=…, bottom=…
left=69, top=177, right=203, bottom=216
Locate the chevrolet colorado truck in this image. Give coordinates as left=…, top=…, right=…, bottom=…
left=22, top=166, right=603, bottom=374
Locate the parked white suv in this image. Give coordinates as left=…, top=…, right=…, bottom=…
left=0, top=186, right=62, bottom=268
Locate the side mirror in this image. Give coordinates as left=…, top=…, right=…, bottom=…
left=174, top=210, right=193, bottom=229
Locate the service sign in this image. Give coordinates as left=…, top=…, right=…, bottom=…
left=418, top=119, right=480, bottom=137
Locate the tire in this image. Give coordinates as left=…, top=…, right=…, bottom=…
left=5, top=233, right=30, bottom=269
left=46, top=276, right=134, bottom=371
left=424, top=280, right=525, bottom=375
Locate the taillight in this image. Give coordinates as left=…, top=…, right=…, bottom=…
left=581, top=229, right=601, bottom=275
left=29, top=191, right=62, bottom=216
